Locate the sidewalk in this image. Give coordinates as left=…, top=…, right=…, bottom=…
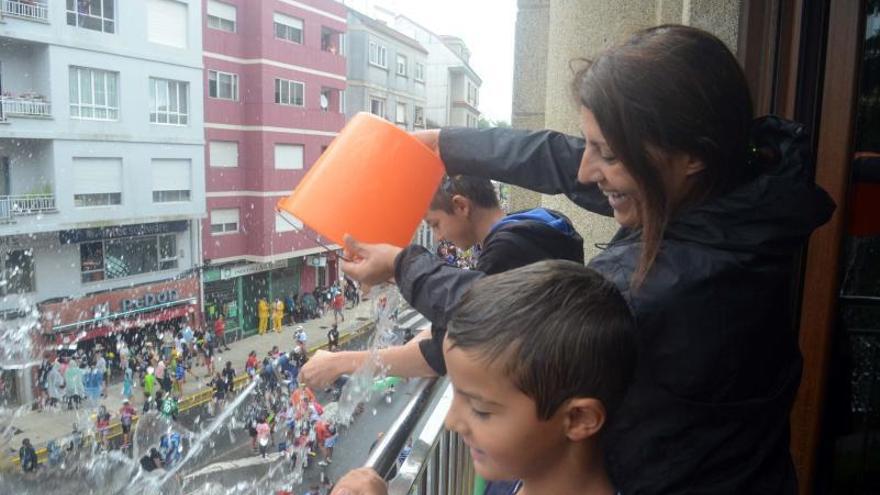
left=3, top=299, right=378, bottom=461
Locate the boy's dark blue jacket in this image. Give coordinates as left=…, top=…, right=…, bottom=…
left=413, top=207, right=584, bottom=375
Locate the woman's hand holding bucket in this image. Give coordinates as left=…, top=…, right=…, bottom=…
left=340, top=234, right=401, bottom=287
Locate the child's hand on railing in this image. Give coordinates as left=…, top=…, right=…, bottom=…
left=331, top=467, right=387, bottom=495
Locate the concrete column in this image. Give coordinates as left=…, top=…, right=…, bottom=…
left=683, top=0, right=741, bottom=53
left=539, top=0, right=657, bottom=261
left=510, top=0, right=551, bottom=212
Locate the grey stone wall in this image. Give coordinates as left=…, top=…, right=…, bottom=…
left=509, top=0, right=742, bottom=262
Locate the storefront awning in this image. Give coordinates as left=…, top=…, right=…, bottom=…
left=49, top=298, right=196, bottom=346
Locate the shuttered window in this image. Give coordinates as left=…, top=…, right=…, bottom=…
left=274, top=144, right=304, bottom=170
left=274, top=12, right=303, bottom=44
left=148, top=0, right=188, bottom=48
left=151, top=159, right=192, bottom=203
left=73, top=157, right=123, bottom=207
left=211, top=208, right=240, bottom=234
left=275, top=212, right=303, bottom=233
left=207, top=0, right=236, bottom=32
left=209, top=141, right=239, bottom=168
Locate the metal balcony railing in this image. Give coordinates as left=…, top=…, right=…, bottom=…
left=2, top=0, right=49, bottom=22
left=0, top=194, right=57, bottom=221
left=0, top=97, right=52, bottom=118
left=367, top=377, right=479, bottom=495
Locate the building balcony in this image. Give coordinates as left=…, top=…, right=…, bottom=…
left=0, top=95, right=52, bottom=120
left=1, top=0, right=49, bottom=23
left=0, top=194, right=57, bottom=223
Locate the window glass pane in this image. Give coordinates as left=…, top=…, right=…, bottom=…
left=150, top=80, right=157, bottom=116
left=80, top=242, right=104, bottom=282
left=160, top=235, right=176, bottom=260
left=81, top=70, right=92, bottom=105
left=69, top=67, right=79, bottom=105
left=281, top=81, right=289, bottom=104
left=5, top=250, right=35, bottom=294
left=107, top=73, right=117, bottom=108
left=94, top=72, right=106, bottom=106
left=158, top=81, right=168, bottom=114
left=220, top=74, right=232, bottom=99
left=169, top=82, right=178, bottom=113
left=179, top=84, right=188, bottom=114
left=105, top=237, right=159, bottom=279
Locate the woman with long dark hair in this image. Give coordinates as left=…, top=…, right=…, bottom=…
left=333, top=25, right=834, bottom=493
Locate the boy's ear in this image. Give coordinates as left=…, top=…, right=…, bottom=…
left=451, top=194, right=471, bottom=215
left=563, top=398, right=606, bottom=442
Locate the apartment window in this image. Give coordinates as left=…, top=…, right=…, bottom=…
left=414, top=105, right=425, bottom=127
left=2, top=250, right=35, bottom=295
left=467, top=81, right=479, bottom=106
left=69, top=67, right=119, bottom=121
left=274, top=79, right=305, bottom=107
left=66, top=0, right=115, bottom=34
left=466, top=113, right=479, bottom=128
left=274, top=12, right=303, bottom=44
left=147, top=0, right=188, bottom=48
left=151, top=159, right=192, bottom=203
left=414, top=62, right=425, bottom=82
left=158, top=235, right=178, bottom=270
left=208, top=70, right=238, bottom=100
left=80, top=234, right=178, bottom=282
left=209, top=141, right=239, bottom=168
left=207, top=0, right=236, bottom=32
left=211, top=208, right=240, bottom=234
left=320, top=88, right=332, bottom=112
left=321, top=27, right=339, bottom=53
left=274, top=144, right=304, bottom=170
left=369, top=41, right=387, bottom=68
left=370, top=97, right=385, bottom=118
left=396, top=102, right=407, bottom=124
left=150, top=78, right=189, bottom=125
left=73, top=157, right=122, bottom=207
left=396, top=54, right=407, bottom=77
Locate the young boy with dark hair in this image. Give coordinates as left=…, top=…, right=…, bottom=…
left=332, top=260, right=637, bottom=495
left=302, top=175, right=584, bottom=386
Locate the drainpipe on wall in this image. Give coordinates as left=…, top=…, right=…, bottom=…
left=193, top=218, right=205, bottom=330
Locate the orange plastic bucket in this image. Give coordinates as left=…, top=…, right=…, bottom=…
left=276, top=112, right=444, bottom=247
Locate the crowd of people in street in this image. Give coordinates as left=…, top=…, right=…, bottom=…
left=16, top=280, right=368, bottom=492
left=436, top=241, right=477, bottom=270
left=268, top=278, right=360, bottom=328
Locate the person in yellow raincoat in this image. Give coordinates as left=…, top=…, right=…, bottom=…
left=257, top=298, right=269, bottom=335
left=273, top=298, right=285, bottom=333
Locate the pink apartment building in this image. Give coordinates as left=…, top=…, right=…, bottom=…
left=201, top=0, right=346, bottom=334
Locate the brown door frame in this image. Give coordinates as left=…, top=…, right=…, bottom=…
left=739, top=1, right=864, bottom=492
left=791, top=1, right=863, bottom=492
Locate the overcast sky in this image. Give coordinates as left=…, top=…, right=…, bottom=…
left=346, top=0, right=518, bottom=123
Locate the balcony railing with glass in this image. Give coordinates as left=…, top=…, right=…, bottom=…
left=367, top=377, right=479, bottom=495
left=2, top=0, right=49, bottom=22
left=0, top=194, right=57, bottom=222
left=0, top=96, right=52, bottom=118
